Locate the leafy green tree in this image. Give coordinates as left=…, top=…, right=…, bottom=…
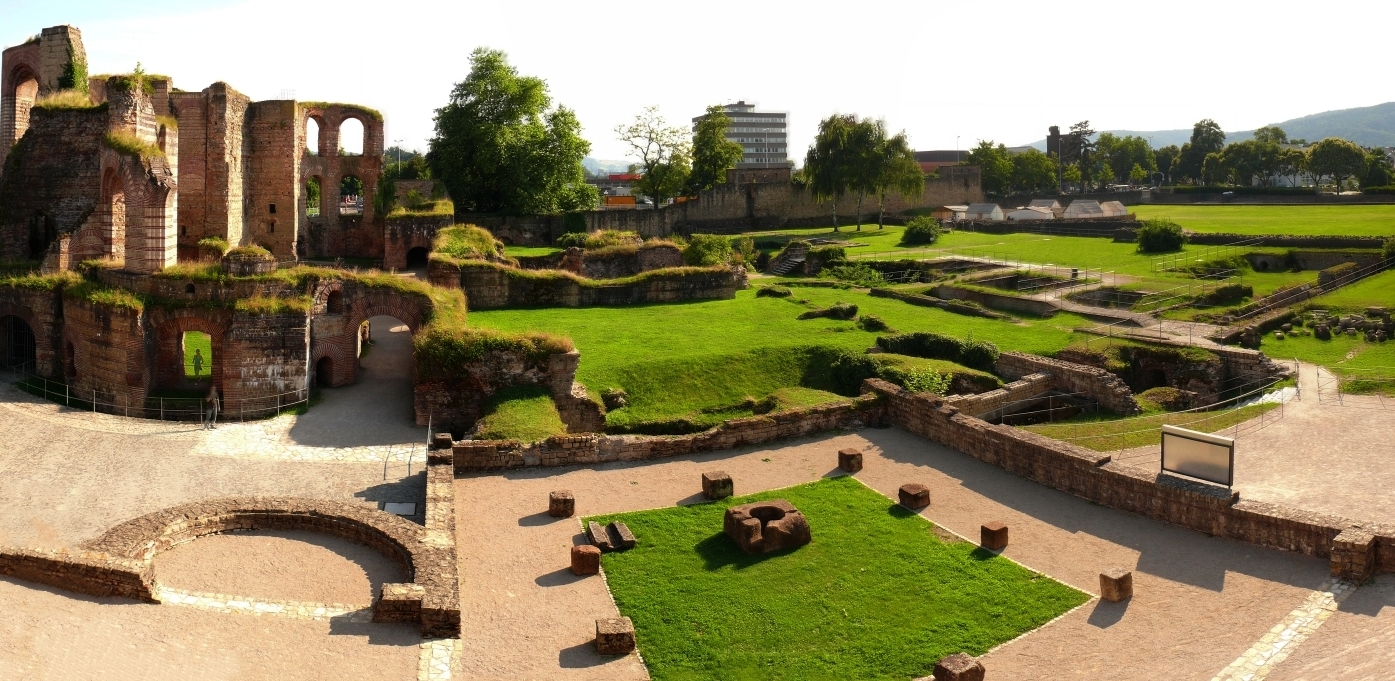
left=1278, top=147, right=1308, bottom=187
left=1253, top=126, right=1288, bottom=144
left=1010, top=148, right=1056, bottom=193
left=1062, top=164, right=1082, bottom=187
left=846, top=117, right=886, bottom=230
left=804, top=114, right=858, bottom=231
left=428, top=48, right=598, bottom=215
left=1200, top=152, right=1227, bottom=185
left=1307, top=137, right=1367, bottom=189
left=1154, top=145, right=1180, bottom=184
left=1059, top=121, right=1096, bottom=192
left=965, top=140, right=1013, bottom=195
left=871, top=129, right=924, bottom=229
left=386, top=154, right=432, bottom=181
left=685, top=105, right=744, bottom=195
left=617, top=106, right=692, bottom=209
left=340, top=175, right=364, bottom=197
left=1176, top=119, right=1226, bottom=183
left=1097, top=134, right=1155, bottom=184
left=1361, top=148, right=1393, bottom=188
left=1130, top=163, right=1147, bottom=184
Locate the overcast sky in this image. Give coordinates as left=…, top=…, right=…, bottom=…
left=7, top=0, right=1393, bottom=163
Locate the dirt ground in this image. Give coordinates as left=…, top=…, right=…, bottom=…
left=1267, top=573, right=1395, bottom=681
left=457, top=427, right=1331, bottom=681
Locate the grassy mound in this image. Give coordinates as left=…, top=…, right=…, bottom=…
left=473, top=385, right=567, bottom=442
left=590, top=476, right=1087, bottom=680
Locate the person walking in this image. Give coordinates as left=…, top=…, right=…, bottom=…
left=191, top=348, right=204, bottom=377
left=204, top=385, right=220, bottom=430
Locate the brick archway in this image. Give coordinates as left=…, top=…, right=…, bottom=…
left=0, top=300, right=49, bottom=375
left=310, top=340, right=355, bottom=387
left=150, top=312, right=229, bottom=391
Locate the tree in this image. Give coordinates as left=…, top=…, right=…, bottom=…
left=1010, top=148, right=1056, bottom=194
left=1097, top=134, right=1155, bottom=184
left=428, top=48, right=597, bottom=215
left=965, top=140, right=1012, bottom=195
left=1278, top=147, right=1308, bottom=187
left=1176, top=119, right=1226, bottom=184
left=340, top=175, right=363, bottom=197
left=804, top=114, right=858, bottom=231
left=616, top=106, right=691, bottom=208
left=1129, top=163, right=1147, bottom=185
left=1200, top=152, right=1227, bottom=185
left=870, top=130, right=924, bottom=228
left=685, top=105, right=744, bottom=195
left=1059, top=121, right=1096, bottom=192
left=1062, top=164, right=1082, bottom=188
left=1253, top=126, right=1288, bottom=145
left=1361, top=148, right=1393, bottom=188
left=1307, top=137, right=1367, bottom=190
left=846, top=117, right=886, bottom=230
left=1154, top=145, right=1180, bottom=184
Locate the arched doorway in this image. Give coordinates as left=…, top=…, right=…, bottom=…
left=294, top=315, right=421, bottom=447
left=305, top=117, right=321, bottom=156
left=6, top=66, right=39, bottom=145
left=316, top=356, right=334, bottom=387
left=405, top=247, right=429, bottom=269
left=183, top=331, right=213, bottom=383
left=338, top=117, right=363, bottom=156
left=339, top=175, right=363, bottom=216
left=1, top=315, right=37, bottom=372
left=306, top=176, right=322, bottom=218
left=28, top=211, right=56, bottom=259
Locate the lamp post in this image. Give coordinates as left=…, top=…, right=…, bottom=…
left=956, top=136, right=960, bottom=163
left=394, top=139, right=402, bottom=171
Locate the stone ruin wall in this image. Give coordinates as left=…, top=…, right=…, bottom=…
left=300, top=105, right=385, bottom=261
left=432, top=259, right=738, bottom=310
left=994, top=351, right=1142, bottom=415
left=383, top=213, right=453, bottom=270
left=412, top=349, right=604, bottom=437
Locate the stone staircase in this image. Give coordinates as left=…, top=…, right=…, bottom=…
left=766, top=243, right=809, bottom=276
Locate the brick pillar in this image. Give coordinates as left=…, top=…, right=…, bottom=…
left=1330, top=528, right=1375, bottom=584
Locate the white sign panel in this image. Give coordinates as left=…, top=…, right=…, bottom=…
left=1160, top=424, right=1234, bottom=486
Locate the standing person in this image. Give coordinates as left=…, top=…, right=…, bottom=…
left=204, top=385, right=220, bottom=430
left=191, top=348, right=204, bottom=377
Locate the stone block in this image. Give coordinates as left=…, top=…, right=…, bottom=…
left=1099, top=568, right=1133, bottom=602
left=1330, top=528, right=1376, bottom=583
left=723, top=499, right=811, bottom=554
left=588, top=521, right=615, bottom=552
left=702, top=470, right=733, bottom=500
left=595, top=617, right=636, bottom=655
left=838, top=448, right=864, bottom=473
left=980, top=522, right=1008, bottom=551
left=898, top=483, right=930, bottom=510
left=432, top=432, right=453, bottom=450
left=549, top=490, right=575, bottom=518
left=926, top=652, right=985, bottom=681
left=571, top=545, right=601, bottom=576
left=371, top=583, right=424, bottom=623
left=609, top=521, right=636, bottom=550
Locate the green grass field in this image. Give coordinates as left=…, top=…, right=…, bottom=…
left=590, top=476, right=1087, bottom=681
left=182, top=331, right=212, bottom=379
left=473, top=385, right=567, bottom=441
left=469, top=287, right=1092, bottom=429
left=1304, top=270, right=1395, bottom=312
left=1025, top=402, right=1279, bottom=451
left=1134, top=205, right=1395, bottom=237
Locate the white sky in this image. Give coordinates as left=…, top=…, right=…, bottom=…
left=7, top=0, right=1393, bottom=162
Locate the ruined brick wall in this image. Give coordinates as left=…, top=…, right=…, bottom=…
left=0, top=284, right=62, bottom=377
left=383, top=214, right=452, bottom=270
left=170, top=84, right=249, bottom=255
left=0, top=107, right=107, bottom=261
left=581, top=243, right=683, bottom=279
left=943, top=372, right=1054, bottom=417
left=62, top=294, right=148, bottom=411
left=1, top=26, right=85, bottom=170
left=221, top=310, right=309, bottom=416
left=451, top=395, right=883, bottom=468
left=443, top=260, right=736, bottom=310
left=106, top=84, right=177, bottom=273
left=244, top=100, right=302, bottom=259
left=299, top=105, right=384, bottom=259
left=307, top=278, right=430, bottom=388
left=995, top=351, right=1141, bottom=415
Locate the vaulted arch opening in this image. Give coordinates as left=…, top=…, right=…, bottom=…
left=1, top=315, right=36, bottom=371
left=338, top=117, right=363, bottom=156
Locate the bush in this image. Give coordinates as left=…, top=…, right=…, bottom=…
left=797, top=302, right=858, bottom=320
left=1198, top=283, right=1253, bottom=306
left=820, top=262, right=886, bottom=288
left=197, top=236, right=229, bottom=256
left=900, top=216, right=943, bottom=246
left=555, top=232, right=588, bottom=248
left=900, top=367, right=952, bottom=395
left=875, top=330, right=1000, bottom=372
left=856, top=314, right=891, bottom=332
left=1136, top=219, right=1185, bottom=253
left=959, top=336, right=1001, bottom=372
left=733, top=237, right=757, bottom=265
left=755, top=286, right=792, bottom=298
left=683, top=233, right=733, bottom=266
left=434, top=224, right=503, bottom=260
left=828, top=351, right=881, bottom=395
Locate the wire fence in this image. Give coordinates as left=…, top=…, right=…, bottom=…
left=1231, top=257, right=1391, bottom=321
left=1150, top=237, right=1267, bottom=272
left=1315, top=365, right=1395, bottom=409
left=3, top=361, right=310, bottom=422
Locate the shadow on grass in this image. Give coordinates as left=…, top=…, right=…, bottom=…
left=695, top=532, right=802, bottom=571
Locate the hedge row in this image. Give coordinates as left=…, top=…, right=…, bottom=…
left=1170, top=186, right=1316, bottom=195
left=874, top=330, right=1001, bottom=372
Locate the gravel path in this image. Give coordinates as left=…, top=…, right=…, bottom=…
left=458, top=427, right=1330, bottom=680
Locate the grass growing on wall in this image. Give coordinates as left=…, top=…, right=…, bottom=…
left=1, top=270, right=80, bottom=290
left=102, top=131, right=164, bottom=159
left=590, top=476, right=1088, bottom=681
left=32, top=90, right=101, bottom=110
left=473, top=385, right=568, bottom=441
left=432, top=224, right=504, bottom=261
left=235, top=295, right=311, bottom=315
left=65, top=280, right=145, bottom=311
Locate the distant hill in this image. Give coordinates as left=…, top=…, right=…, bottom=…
left=1022, top=102, right=1395, bottom=150
left=583, top=157, right=632, bottom=175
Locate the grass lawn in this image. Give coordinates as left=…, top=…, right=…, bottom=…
left=469, top=287, right=1092, bottom=429
left=1304, top=269, right=1395, bottom=312
left=1134, top=205, right=1395, bottom=237
left=1260, top=331, right=1395, bottom=374
left=474, top=385, right=567, bottom=441
left=182, top=331, right=213, bottom=379
left=1024, top=403, right=1279, bottom=451
left=590, top=476, right=1087, bottom=681
left=503, top=245, right=563, bottom=257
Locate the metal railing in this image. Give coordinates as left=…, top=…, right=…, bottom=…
left=1231, top=257, right=1391, bottom=321
left=4, top=361, right=310, bottom=422
left=1315, top=365, right=1395, bottom=409
left=1150, top=237, right=1266, bottom=272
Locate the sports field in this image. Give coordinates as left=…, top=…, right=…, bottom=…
left=1133, top=205, right=1395, bottom=237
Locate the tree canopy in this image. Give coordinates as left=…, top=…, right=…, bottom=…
left=616, top=106, right=692, bottom=208
left=965, top=140, right=1013, bottom=195
left=1306, top=137, right=1367, bottom=189
left=686, top=105, right=744, bottom=195
left=1175, top=119, right=1226, bottom=183
left=427, top=48, right=597, bottom=215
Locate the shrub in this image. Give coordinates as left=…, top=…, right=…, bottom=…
left=820, top=262, right=886, bottom=288
left=900, top=216, right=943, bottom=246
left=556, top=232, right=588, bottom=248
left=797, top=302, right=858, bottom=320
left=808, top=245, right=846, bottom=263
left=755, top=286, right=792, bottom=298
left=1136, top=218, right=1185, bottom=253
left=733, top=237, right=757, bottom=266
left=433, top=224, right=503, bottom=260
left=874, top=330, right=1000, bottom=371
left=856, top=314, right=891, bottom=332
left=1363, top=185, right=1395, bottom=195
left=683, top=233, right=733, bottom=266
left=959, top=336, right=1001, bottom=372
left=828, top=350, right=881, bottom=395
left=197, top=236, right=229, bottom=256
left=900, top=367, right=952, bottom=395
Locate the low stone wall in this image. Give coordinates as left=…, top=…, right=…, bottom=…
left=581, top=243, right=684, bottom=279
left=995, top=351, right=1141, bottom=415
left=929, top=284, right=1060, bottom=317
left=960, top=218, right=1138, bottom=237
left=1186, top=233, right=1387, bottom=249
left=451, top=395, right=883, bottom=470
left=944, top=372, right=1054, bottom=417
left=867, top=288, right=1008, bottom=319
left=865, top=379, right=1390, bottom=581
left=1245, top=251, right=1383, bottom=273
left=0, top=547, right=153, bottom=600
left=435, top=259, right=737, bottom=310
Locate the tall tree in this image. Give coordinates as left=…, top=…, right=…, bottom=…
left=846, top=117, right=886, bottom=230
left=1010, top=148, right=1057, bottom=193
left=870, top=129, right=924, bottom=229
left=1060, top=121, right=1096, bottom=192
left=428, top=48, right=597, bottom=215
left=1362, top=148, right=1393, bottom=188
left=1278, top=147, right=1307, bottom=187
left=1176, top=119, right=1226, bottom=184
left=685, top=105, right=745, bottom=195
left=1252, top=126, right=1288, bottom=145
left=965, top=140, right=1013, bottom=195
left=1307, top=137, right=1367, bottom=190
left=804, top=114, right=858, bottom=231
left=616, top=106, right=692, bottom=208
left=1154, top=145, right=1180, bottom=184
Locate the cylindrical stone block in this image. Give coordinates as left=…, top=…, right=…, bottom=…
left=980, top=522, right=1008, bottom=551
left=571, top=545, right=601, bottom=576
left=1099, top=568, right=1133, bottom=602
left=549, top=490, right=575, bottom=518
left=838, top=448, right=864, bottom=473
left=898, top=483, right=930, bottom=510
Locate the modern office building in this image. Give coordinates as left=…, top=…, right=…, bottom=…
left=694, top=101, right=788, bottom=168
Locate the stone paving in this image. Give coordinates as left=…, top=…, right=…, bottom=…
left=1211, top=580, right=1356, bottom=681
